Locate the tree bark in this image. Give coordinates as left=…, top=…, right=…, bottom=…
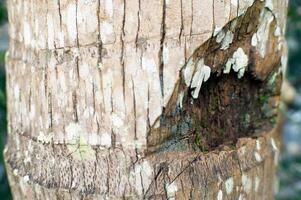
left=4, top=0, right=288, bottom=199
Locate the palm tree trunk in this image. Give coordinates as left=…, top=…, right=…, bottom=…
left=4, top=0, right=288, bottom=199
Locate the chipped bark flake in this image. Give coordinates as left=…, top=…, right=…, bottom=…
left=190, top=59, right=211, bottom=99
left=251, top=9, right=275, bottom=57
left=224, top=48, right=249, bottom=78
left=225, top=177, right=234, bottom=194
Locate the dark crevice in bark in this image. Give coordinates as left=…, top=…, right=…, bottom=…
left=144, top=163, right=167, bottom=198
left=75, top=0, right=80, bottom=81
left=135, top=0, right=141, bottom=49
left=79, top=150, right=88, bottom=193
left=72, top=91, right=78, bottom=122
left=147, top=85, right=151, bottom=132
left=147, top=0, right=282, bottom=154
left=179, top=0, right=184, bottom=42
left=92, top=84, right=96, bottom=115
left=159, top=0, right=167, bottom=99
left=48, top=92, right=53, bottom=131
left=212, top=0, right=216, bottom=36
left=97, top=0, right=103, bottom=64
left=121, top=0, right=127, bottom=115
left=105, top=155, right=110, bottom=197
left=131, top=77, right=137, bottom=141
left=75, top=0, right=80, bottom=47
left=57, top=0, right=63, bottom=29
left=189, top=0, right=194, bottom=37
left=110, top=86, right=116, bottom=148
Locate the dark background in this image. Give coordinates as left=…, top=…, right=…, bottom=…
left=0, top=1, right=300, bottom=199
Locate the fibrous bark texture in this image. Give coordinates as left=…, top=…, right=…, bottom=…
left=4, top=0, right=288, bottom=199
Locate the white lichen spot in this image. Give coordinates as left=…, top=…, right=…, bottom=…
left=281, top=54, right=288, bottom=74
left=13, top=169, right=18, bottom=176
left=270, top=138, right=278, bottom=151
left=256, top=140, right=261, bottom=150
left=23, top=175, right=29, bottom=183
left=270, top=138, right=279, bottom=165
left=254, top=177, right=260, bottom=192
left=232, top=48, right=248, bottom=78
left=214, top=26, right=222, bottom=37
left=225, top=177, right=234, bottom=194
left=165, top=182, right=178, bottom=199
left=97, top=62, right=103, bottom=70
left=100, top=133, right=112, bottom=147
left=177, top=91, right=184, bottom=109
left=265, top=0, right=274, bottom=10
left=251, top=33, right=258, bottom=46
left=3, top=146, right=7, bottom=154
left=163, top=46, right=170, bottom=65
left=220, top=30, right=234, bottom=50
left=254, top=152, right=262, bottom=162
left=274, top=26, right=281, bottom=37
left=37, top=132, right=52, bottom=144
left=19, top=174, right=30, bottom=194
left=217, top=190, right=223, bottom=200
left=224, top=48, right=249, bottom=79
left=190, top=59, right=211, bottom=99
left=216, top=30, right=226, bottom=43
left=183, top=57, right=195, bottom=86
left=242, top=174, right=252, bottom=193
left=253, top=10, right=274, bottom=57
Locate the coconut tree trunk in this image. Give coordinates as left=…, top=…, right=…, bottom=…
left=4, top=0, right=288, bottom=199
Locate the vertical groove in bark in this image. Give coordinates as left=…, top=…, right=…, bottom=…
left=159, top=0, right=167, bottom=100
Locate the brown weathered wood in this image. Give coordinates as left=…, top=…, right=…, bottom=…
left=4, top=0, right=288, bottom=199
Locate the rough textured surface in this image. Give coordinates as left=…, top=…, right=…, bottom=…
left=4, top=0, right=288, bottom=199
left=6, top=128, right=282, bottom=199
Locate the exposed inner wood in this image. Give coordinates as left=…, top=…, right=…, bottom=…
left=147, top=1, right=284, bottom=153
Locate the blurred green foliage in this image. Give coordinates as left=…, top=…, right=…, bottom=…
left=0, top=1, right=10, bottom=199
left=287, top=0, right=301, bottom=89
left=0, top=2, right=7, bottom=26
